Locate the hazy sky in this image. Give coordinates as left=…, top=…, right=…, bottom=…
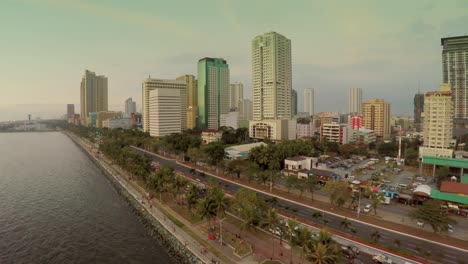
left=1, top=0, right=468, bottom=121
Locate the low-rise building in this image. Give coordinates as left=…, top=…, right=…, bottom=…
left=296, top=121, right=315, bottom=138
left=284, top=156, right=318, bottom=172
left=351, top=127, right=376, bottom=144
left=201, top=129, right=222, bottom=144
left=102, top=118, right=133, bottom=129
left=320, top=122, right=351, bottom=144
left=220, top=111, right=240, bottom=129
left=249, top=119, right=296, bottom=141
left=96, top=111, right=122, bottom=128
left=225, top=142, right=267, bottom=159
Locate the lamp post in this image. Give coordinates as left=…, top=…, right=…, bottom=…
left=220, top=218, right=227, bottom=245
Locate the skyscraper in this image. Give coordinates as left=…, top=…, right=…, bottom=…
left=80, top=70, right=108, bottom=126
left=413, top=93, right=424, bottom=132
left=176, top=75, right=197, bottom=130
left=441, top=36, right=468, bottom=136
left=142, top=78, right=186, bottom=134
left=67, top=104, right=75, bottom=118
left=125, top=98, right=137, bottom=116
left=291, top=89, right=298, bottom=116
left=149, top=88, right=182, bottom=137
left=230, top=82, right=243, bottom=111
left=242, top=99, right=253, bottom=121
left=362, top=98, right=391, bottom=138
left=419, top=84, right=453, bottom=158
left=252, top=31, right=292, bottom=121
left=348, top=87, right=362, bottom=115
left=197, top=58, right=230, bottom=130
left=303, top=88, right=314, bottom=116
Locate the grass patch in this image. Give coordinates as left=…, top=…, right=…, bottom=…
left=235, top=242, right=252, bottom=257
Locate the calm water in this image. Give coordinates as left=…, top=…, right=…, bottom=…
left=0, top=132, right=171, bottom=264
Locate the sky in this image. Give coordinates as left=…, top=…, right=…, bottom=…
left=1, top=0, right=468, bottom=121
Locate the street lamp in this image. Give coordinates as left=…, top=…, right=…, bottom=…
left=220, top=218, right=226, bottom=245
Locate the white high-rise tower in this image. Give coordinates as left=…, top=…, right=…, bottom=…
left=303, top=88, right=314, bottom=116
left=348, top=87, right=362, bottom=114
left=252, top=32, right=292, bottom=121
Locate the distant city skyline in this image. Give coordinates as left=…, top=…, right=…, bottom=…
left=1, top=1, right=468, bottom=121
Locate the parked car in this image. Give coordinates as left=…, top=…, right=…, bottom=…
left=363, top=204, right=372, bottom=213
left=416, top=177, right=426, bottom=182
left=372, top=254, right=393, bottom=263
left=341, top=245, right=360, bottom=258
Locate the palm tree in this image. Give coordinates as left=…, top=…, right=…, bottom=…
left=287, top=219, right=299, bottom=264
left=393, top=238, right=401, bottom=248
left=296, top=227, right=312, bottom=263
left=186, top=184, right=199, bottom=215
left=340, top=218, right=352, bottom=231
left=261, top=208, right=279, bottom=259
left=306, top=242, right=340, bottom=264
left=371, top=230, right=381, bottom=244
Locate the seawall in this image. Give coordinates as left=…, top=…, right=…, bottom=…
left=64, top=132, right=203, bottom=264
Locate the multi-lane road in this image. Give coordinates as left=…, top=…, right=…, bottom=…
left=131, top=146, right=468, bottom=264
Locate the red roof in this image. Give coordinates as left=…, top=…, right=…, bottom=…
left=286, top=156, right=307, bottom=161
left=440, top=181, right=468, bottom=195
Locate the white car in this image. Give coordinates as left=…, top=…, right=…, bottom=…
left=372, top=254, right=393, bottom=263
left=363, top=204, right=372, bottom=213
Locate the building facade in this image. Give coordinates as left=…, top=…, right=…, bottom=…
left=351, top=128, right=376, bottom=144
left=142, top=78, right=187, bottom=134
left=414, top=93, right=424, bottom=132
left=441, top=36, right=468, bottom=136
left=125, top=98, right=137, bottom=117
left=96, top=111, right=122, bottom=128
left=67, top=104, right=75, bottom=118
left=242, top=99, right=253, bottom=121
left=362, top=98, right=391, bottom=138
left=349, top=113, right=363, bottom=130
left=348, top=87, right=362, bottom=115
left=419, top=84, right=453, bottom=158
left=197, top=58, right=230, bottom=130
left=252, top=32, right=292, bottom=121
left=249, top=119, right=296, bottom=141
left=229, top=82, right=243, bottom=111
left=320, top=122, right=350, bottom=145
left=296, top=122, right=315, bottom=138
left=220, top=111, right=240, bottom=129
left=102, top=118, right=133, bottom=129
left=201, top=129, right=222, bottom=144
left=176, top=75, right=197, bottom=130
left=304, top=88, right=314, bottom=116
left=148, top=88, right=182, bottom=137
left=80, top=70, right=108, bottom=126
left=291, top=89, right=298, bottom=116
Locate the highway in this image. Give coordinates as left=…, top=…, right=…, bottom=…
left=131, top=146, right=468, bottom=264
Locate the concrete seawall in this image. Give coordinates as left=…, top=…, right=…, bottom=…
left=65, top=132, right=203, bottom=264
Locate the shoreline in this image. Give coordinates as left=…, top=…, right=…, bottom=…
left=63, top=131, right=204, bottom=264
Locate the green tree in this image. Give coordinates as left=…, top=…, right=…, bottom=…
left=409, top=200, right=456, bottom=233
left=296, top=227, right=312, bottom=263
left=286, top=219, right=299, bottom=264
left=202, top=141, right=226, bottom=167
left=323, top=181, right=351, bottom=207
left=260, top=208, right=280, bottom=259
left=185, top=184, right=200, bottom=215
left=370, top=192, right=384, bottom=215
left=306, top=175, right=319, bottom=201
left=232, top=188, right=265, bottom=231
left=340, top=217, right=352, bottom=231
left=435, top=166, right=449, bottom=187
left=306, top=230, right=341, bottom=264
left=286, top=175, right=298, bottom=193
left=370, top=230, right=381, bottom=244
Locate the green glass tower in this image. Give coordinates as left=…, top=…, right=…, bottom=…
left=197, top=58, right=230, bottom=129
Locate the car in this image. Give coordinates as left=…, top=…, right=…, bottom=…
left=416, top=177, right=426, bottom=182
left=372, top=254, right=393, bottom=263
left=417, top=221, right=424, bottom=227
left=341, top=245, right=360, bottom=258
left=363, top=204, right=371, bottom=213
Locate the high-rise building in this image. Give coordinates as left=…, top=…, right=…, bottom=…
left=349, top=113, right=363, bottom=130
left=230, top=82, right=243, bottom=111
left=304, top=88, right=314, bottom=116
left=80, top=70, right=108, bottom=126
left=242, top=99, right=253, bottom=121
left=148, top=88, right=182, bottom=137
left=348, top=87, right=362, bottom=115
left=142, top=78, right=186, bottom=134
left=176, top=75, right=197, bottom=130
left=67, top=104, right=75, bottom=118
left=125, top=98, right=137, bottom=116
left=291, top=89, right=298, bottom=116
left=419, top=84, right=453, bottom=158
left=197, top=58, right=230, bottom=130
left=320, top=122, right=351, bottom=145
left=362, top=98, right=391, bottom=138
left=441, top=36, right=468, bottom=136
left=414, top=93, right=424, bottom=132
left=252, top=32, right=292, bottom=121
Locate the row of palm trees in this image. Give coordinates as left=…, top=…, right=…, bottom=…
left=144, top=165, right=343, bottom=264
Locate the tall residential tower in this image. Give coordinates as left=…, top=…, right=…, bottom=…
left=291, top=89, right=298, bottom=116
left=229, top=82, right=243, bottom=111
left=348, top=87, right=362, bottom=115
left=197, top=58, right=230, bottom=130
left=414, top=93, right=424, bottom=132
left=80, top=70, right=108, bottom=126
left=125, top=97, right=137, bottom=116
left=441, top=36, right=468, bottom=136
left=362, top=98, right=391, bottom=138
left=304, top=88, right=314, bottom=116
left=252, top=32, right=292, bottom=121
left=176, top=75, right=197, bottom=129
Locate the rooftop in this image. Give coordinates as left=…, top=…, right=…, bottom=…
left=440, top=181, right=468, bottom=195
left=225, top=142, right=266, bottom=152
left=286, top=156, right=308, bottom=161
